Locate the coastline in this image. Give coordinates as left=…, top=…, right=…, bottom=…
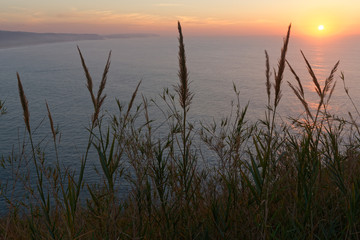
left=0, top=30, right=159, bottom=49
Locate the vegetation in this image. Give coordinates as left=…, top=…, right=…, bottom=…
left=1, top=22, right=360, bottom=239
left=0, top=99, right=6, bottom=115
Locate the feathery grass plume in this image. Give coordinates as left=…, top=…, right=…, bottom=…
left=286, top=60, right=313, bottom=119
left=0, top=99, right=6, bottom=115
left=302, top=51, right=339, bottom=112
left=301, top=50, right=322, bottom=97
left=300, top=51, right=326, bottom=123
left=45, top=101, right=56, bottom=142
left=142, top=94, right=152, bottom=137
left=326, top=79, right=337, bottom=106
left=175, top=21, right=193, bottom=110
left=324, top=60, right=339, bottom=104
left=341, top=72, right=360, bottom=118
left=273, top=24, right=291, bottom=107
left=124, top=80, right=142, bottom=124
left=288, top=81, right=313, bottom=120
left=286, top=60, right=304, bottom=97
left=78, top=46, right=111, bottom=125
left=96, top=51, right=111, bottom=109
left=17, top=73, right=30, bottom=134
left=341, top=72, right=349, bottom=95
left=324, top=60, right=339, bottom=93
left=18, top=73, right=57, bottom=239
left=265, top=50, right=271, bottom=105
left=92, top=51, right=112, bottom=125
left=77, top=46, right=96, bottom=109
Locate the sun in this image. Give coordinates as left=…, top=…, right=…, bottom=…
left=318, top=25, right=324, bottom=31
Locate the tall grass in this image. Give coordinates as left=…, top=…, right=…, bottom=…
left=0, top=99, right=6, bottom=116
left=1, top=22, right=360, bottom=239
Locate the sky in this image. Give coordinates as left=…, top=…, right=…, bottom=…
left=1, top=0, right=359, bottom=37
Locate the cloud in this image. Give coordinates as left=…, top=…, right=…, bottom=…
left=176, top=15, right=273, bottom=26
left=155, top=3, right=184, bottom=7
left=0, top=7, right=278, bottom=35
left=1, top=5, right=273, bottom=27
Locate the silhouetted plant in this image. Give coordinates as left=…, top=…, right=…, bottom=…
left=1, top=22, right=360, bottom=240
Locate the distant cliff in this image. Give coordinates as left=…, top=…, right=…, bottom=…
left=0, top=31, right=158, bottom=48
left=0, top=30, right=104, bottom=48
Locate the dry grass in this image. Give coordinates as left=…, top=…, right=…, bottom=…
left=17, top=73, right=30, bottom=134
left=1, top=22, right=360, bottom=239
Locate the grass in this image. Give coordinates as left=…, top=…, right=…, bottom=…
left=1, top=22, right=360, bottom=239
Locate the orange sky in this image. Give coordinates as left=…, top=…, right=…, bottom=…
left=1, top=0, right=359, bottom=36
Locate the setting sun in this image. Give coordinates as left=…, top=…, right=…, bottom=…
left=318, top=25, right=324, bottom=31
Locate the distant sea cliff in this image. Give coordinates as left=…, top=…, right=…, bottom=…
left=0, top=30, right=158, bottom=48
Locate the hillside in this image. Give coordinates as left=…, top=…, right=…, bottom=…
left=0, top=30, right=105, bottom=48
left=0, top=31, right=158, bottom=48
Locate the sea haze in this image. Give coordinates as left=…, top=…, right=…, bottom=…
left=0, top=35, right=360, bottom=204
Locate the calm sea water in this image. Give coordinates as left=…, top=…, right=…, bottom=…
left=1, top=35, right=360, bottom=209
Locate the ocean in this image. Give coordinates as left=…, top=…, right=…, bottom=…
left=0, top=35, right=360, bottom=209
